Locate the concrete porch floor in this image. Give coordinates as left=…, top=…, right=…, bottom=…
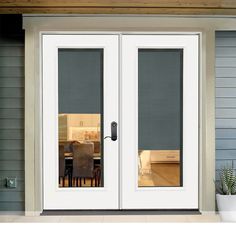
left=0, top=213, right=220, bottom=223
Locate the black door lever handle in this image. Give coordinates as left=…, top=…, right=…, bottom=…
left=104, top=121, right=117, bottom=141
left=111, top=121, right=117, bottom=141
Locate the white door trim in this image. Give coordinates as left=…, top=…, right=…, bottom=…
left=25, top=13, right=219, bottom=213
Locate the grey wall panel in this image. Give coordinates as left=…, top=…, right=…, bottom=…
left=215, top=32, right=236, bottom=176
left=216, top=128, right=236, bottom=138
left=216, top=119, right=236, bottom=128
left=216, top=68, right=236, bottom=78
left=216, top=31, right=236, bottom=37
left=0, top=140, right=24, bottom=150
left=0, top=46, right=24, bottom=57
left=216, top=150, right=236, bottom=160
left=216, top=160, right=233, bottom=169
left=216, top=139, right=236, bottom=149
left=0, top=66, right=24, bottom=78
left=0, top=202, right=24, bottom=211
left=0, top=88, right=24, bottom=98
left=0, top=192, right=24, bottom=202
left=216, top=58, right=236, bottom=67
left=0, top=99, right=24, bottom=109
left=0, top=161, right=24, bottom=171
left=0, top=108, right=24, bottom=119
left=0, top=150, right=24, bottom=161
left=0, top=129, right=23, bottom=139
left=0, top=15, right=24, bottom=211
left=216, top=78, right=236, bottom=87
left=216, top=88, right=236, bottom=97
left=216, top=98, right=236, bottom=108
left=216, top=38, right=236, bottom=47
left=0, top=57, right=24, bottom=67
left=216, top=109, right=236, bottom=118
left=0, top=119, right=24, bottom=129
left=0, top=77, right=24, bottom=88
left=0, top=171, right=24, bottom=180
left=216, top=47, right=236, bottom=57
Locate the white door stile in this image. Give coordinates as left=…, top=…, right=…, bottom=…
left=43, top=35, right=119, bottom=209
left=121, top=35, right=199, bottom=209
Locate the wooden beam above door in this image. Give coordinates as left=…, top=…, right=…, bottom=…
left=1, top=0, right=236, bottom=15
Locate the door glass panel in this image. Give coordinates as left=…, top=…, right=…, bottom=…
left=58, top=49, right=103, bottom=188
left=138, top=49, right=183, bottom=187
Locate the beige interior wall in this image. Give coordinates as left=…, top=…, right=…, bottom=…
left=23, top=15, right=235, bottom=215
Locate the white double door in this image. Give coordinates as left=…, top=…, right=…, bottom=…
left=43, top=34, right=199, bottom=210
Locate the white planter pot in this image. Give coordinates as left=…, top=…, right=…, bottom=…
left=216, top=194, right=236, bottom=222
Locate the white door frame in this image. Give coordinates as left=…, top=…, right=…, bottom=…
left=42, top=32, right=199, bottom=210
left=25, top=14, right=220, bottom=214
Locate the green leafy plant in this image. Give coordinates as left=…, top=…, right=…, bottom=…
left=217, top=168, right=236, bottom=195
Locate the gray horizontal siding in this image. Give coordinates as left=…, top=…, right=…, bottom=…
left=216, top=58, right=236, bottom=67
left=0, top=108, right=24, bottom=118
left=216, top=119, right=236, bottom=128
left=216, top=88, right=236, bottom=97
left=216, top=128, right=236, bottom=138
left=0, top=99, right=24, bottom=109
left=0, top=88, right=24, bottom=98
left=0, top=66, right=24, bottom=77
left=0, top=77, right=24, bottom=88
left=0, top=129, right=24, bottom=139
left=0, top=171, right=24, bottom=180
left=0, top=57, right=24, bottom=67
left=0, top=150, right=24, bottom=161
left=216, top=109, right=236, bottom=118
left=216, top=78, right=236, bottom=87
left=0, top=119, right=24, bottom=129
left=0, top=15, right=24, bottom=212
left=0, top=46, right=24, bottom=57
left=0, top=161, right=24, bottom=171
left=216, top=98, right=236, bottom=108
left=216, top=48, right=236, bottom=58
left=216, top=32, right=236, bottom=181
left=0, top=202, right=24, bottom=211
left=216, top=67, right=236, bottom=78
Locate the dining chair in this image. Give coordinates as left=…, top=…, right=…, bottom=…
left=59, top=145, right=66, bottom=187
left=72, top=143, right=98, bottom=187
left=93, top=141, right=100, bottom=154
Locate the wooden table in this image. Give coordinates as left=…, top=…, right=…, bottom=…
left=64, top=152, right=101, bottom=160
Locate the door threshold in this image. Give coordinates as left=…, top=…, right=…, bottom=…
left=41, top=209, right=200, bottom=216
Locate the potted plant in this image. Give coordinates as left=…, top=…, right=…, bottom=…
left=216, top=167, right=236, bottom=222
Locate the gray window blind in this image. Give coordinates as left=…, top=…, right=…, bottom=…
left=58, top=49, right=103, bottom=114
left=138, top=49, right=183, bottom=150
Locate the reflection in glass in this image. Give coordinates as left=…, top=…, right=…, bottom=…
left=58, top=49, right=103, bottom=188
left=138, top=49, right=183, bottom=187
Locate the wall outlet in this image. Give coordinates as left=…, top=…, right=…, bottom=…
left=6, top=177, right=17, bottom=188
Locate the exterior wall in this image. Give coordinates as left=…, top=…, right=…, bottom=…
left=0, top=15, right=25, bottom=212
left=215, top=31, right=236, bottom=179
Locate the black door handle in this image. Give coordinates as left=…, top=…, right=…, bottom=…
left=104, top=121, right=117, bottom=141
left=111, top=121, right=117, bottom=141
